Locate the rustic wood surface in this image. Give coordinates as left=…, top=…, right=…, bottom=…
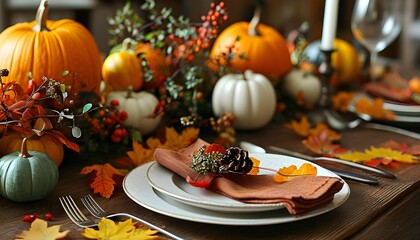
left=1, top=123, right=419, bottom=239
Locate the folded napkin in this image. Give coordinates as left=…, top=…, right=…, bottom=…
left=154, top=139, right=344, bottom=215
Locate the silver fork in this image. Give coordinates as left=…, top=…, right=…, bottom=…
left=59, top=195, right=98, bottom=228
left=81, top=194, right=183, bottom=240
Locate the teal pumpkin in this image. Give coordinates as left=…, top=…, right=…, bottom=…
left=0, top=138, right=59, bottom=202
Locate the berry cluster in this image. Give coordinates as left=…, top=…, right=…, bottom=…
left=85, top=99, right=128, bottom=143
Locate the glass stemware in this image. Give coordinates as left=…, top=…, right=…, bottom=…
left=351, top=0, right=403, bottom=80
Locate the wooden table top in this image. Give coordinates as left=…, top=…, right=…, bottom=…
left=1, top=122, right=419, bottom=239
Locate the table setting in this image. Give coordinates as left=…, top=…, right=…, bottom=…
left=0, top=0, right=419, bottom=239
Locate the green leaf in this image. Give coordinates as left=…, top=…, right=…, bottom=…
left=82, top=103, right=93, bottom=114
left=72, top=127, right=82, bottom=138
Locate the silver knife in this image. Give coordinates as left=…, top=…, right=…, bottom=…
left=240, top=142, right=380, bottom=185
left=268, top=146, right=397, bottom=178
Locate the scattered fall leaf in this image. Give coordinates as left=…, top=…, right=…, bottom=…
left=286, top=116, right=311, bottom=137
left=83, top=218, right=158, bottom=240
left=127, top=127, right=199, bottom=166
left=274, top=163, right=317, bottom=183
left=380, top=140, right=420, bottom=156
left=332, top=91, right=355, bottom=112
left=355, top=97, right=395, bottom=120
left=248, top=157, right=260, bottom=175
left=337, top=147, right=417, bottom=165
left=15, top=218, right=69, bottom=240
left=302, top=130, right=342, bottom=156
left=80, top=163, right=127, bottom=198
left=309, top=123, right=342, bottom=141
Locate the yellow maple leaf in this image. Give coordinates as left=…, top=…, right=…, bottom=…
left=162, top=127, right=199, bottom=150
left=80, top=163, right=126, bottom=198
left=83, top=218, right=158, bottom=240
left=127, top=139, right=159, bottom=166
left=15, top=218, right=69, bottom=240
left=365, top=147, right=415, bottom=163
left=274, top=163, right=317, bottom=183
left=127, top=127, right=199, bottom=167
left=337, top=147, right=415, bottom=164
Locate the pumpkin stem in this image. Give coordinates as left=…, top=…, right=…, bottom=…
left=248, top=7, right=262, bottom=36
left=33, top=0, right=50, bottom=32
left=122, top=38, right=136, bottom=52
left=19, top=138, right=32, bottom=158
left=126, top=86, right=133, bottom=98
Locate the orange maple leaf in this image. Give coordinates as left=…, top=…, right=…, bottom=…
left=248, top=157, right=260, bottom=175
left=355, top=97, right=395, bottom=120
left=332, top=91, right=355, bottom=112
left=286, top=116, right=311, bottom=137
left=80, top=163, right=127, bottom=198
left=274, top=163, right=317, bottom=183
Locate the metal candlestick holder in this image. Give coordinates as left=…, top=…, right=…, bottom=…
left=318, top=49, right=336, bottom=108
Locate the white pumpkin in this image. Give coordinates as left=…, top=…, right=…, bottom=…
left=283, top=68, right=321, bottom=106
left=106, top=89, right=161, bottom=135
left=212, top=70, right=277, bottom=130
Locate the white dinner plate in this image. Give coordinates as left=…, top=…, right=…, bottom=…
left=123, top=159, right=350, bottom=226
left=146, top=153, right=342, bottom=213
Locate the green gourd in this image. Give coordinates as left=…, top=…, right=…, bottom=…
left=0, top=138, right=59, bottom=202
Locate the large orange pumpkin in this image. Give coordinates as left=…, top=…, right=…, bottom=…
left=209, top=8, right=292, bottom=80
left=0, top=0, right=102, bottom=94
left=0, top=132, right=64, bottom=166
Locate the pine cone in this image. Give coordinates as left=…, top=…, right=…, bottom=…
left=218, top=147, right=253, bottom=174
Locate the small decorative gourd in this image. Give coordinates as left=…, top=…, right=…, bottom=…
left=0, top=132, right=64, bottom=166
left=212, top=70, right=277, bottom=130
left=0, top=138, right=59, bottom=202
left=106, top=88, right=161, bottom=135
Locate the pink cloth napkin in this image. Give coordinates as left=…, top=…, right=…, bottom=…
left=154, top=139, right=344, bottom=215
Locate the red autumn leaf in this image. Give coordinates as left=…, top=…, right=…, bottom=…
left=302, top=130, right=341, bottom=155
left=80, top=163, right=127, bottom=198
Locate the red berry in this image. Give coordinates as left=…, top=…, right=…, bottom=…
left=45, top=213, right=53, bottom=220
left=110, top=99, right=119, bottom=107
left=119, top=111, right=128, bottom=121
left=204, top=143, right=226, bottom=155
left=22, top=214, right=38, bottom=223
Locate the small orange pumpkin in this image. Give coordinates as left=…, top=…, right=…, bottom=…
left=209, top=8, right=292, bottom=80
left=0, top=0, right=102, bottom=94
left=0, top=132, right=64, bottom=166
left=102, top=48, right=144, bottom=92
left=135, top=43, right=171, bottom=89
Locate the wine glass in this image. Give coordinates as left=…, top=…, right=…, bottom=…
left=351, top=0, right=403, bottom=80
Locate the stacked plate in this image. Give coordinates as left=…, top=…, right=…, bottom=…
left=123, top=153, right=350, bottom=226
left=383, top=101, right=420, bottom=123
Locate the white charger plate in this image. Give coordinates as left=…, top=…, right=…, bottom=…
left=146, top=153, right=342, bottom=213
left=123, top=159, right=350, bottom=226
